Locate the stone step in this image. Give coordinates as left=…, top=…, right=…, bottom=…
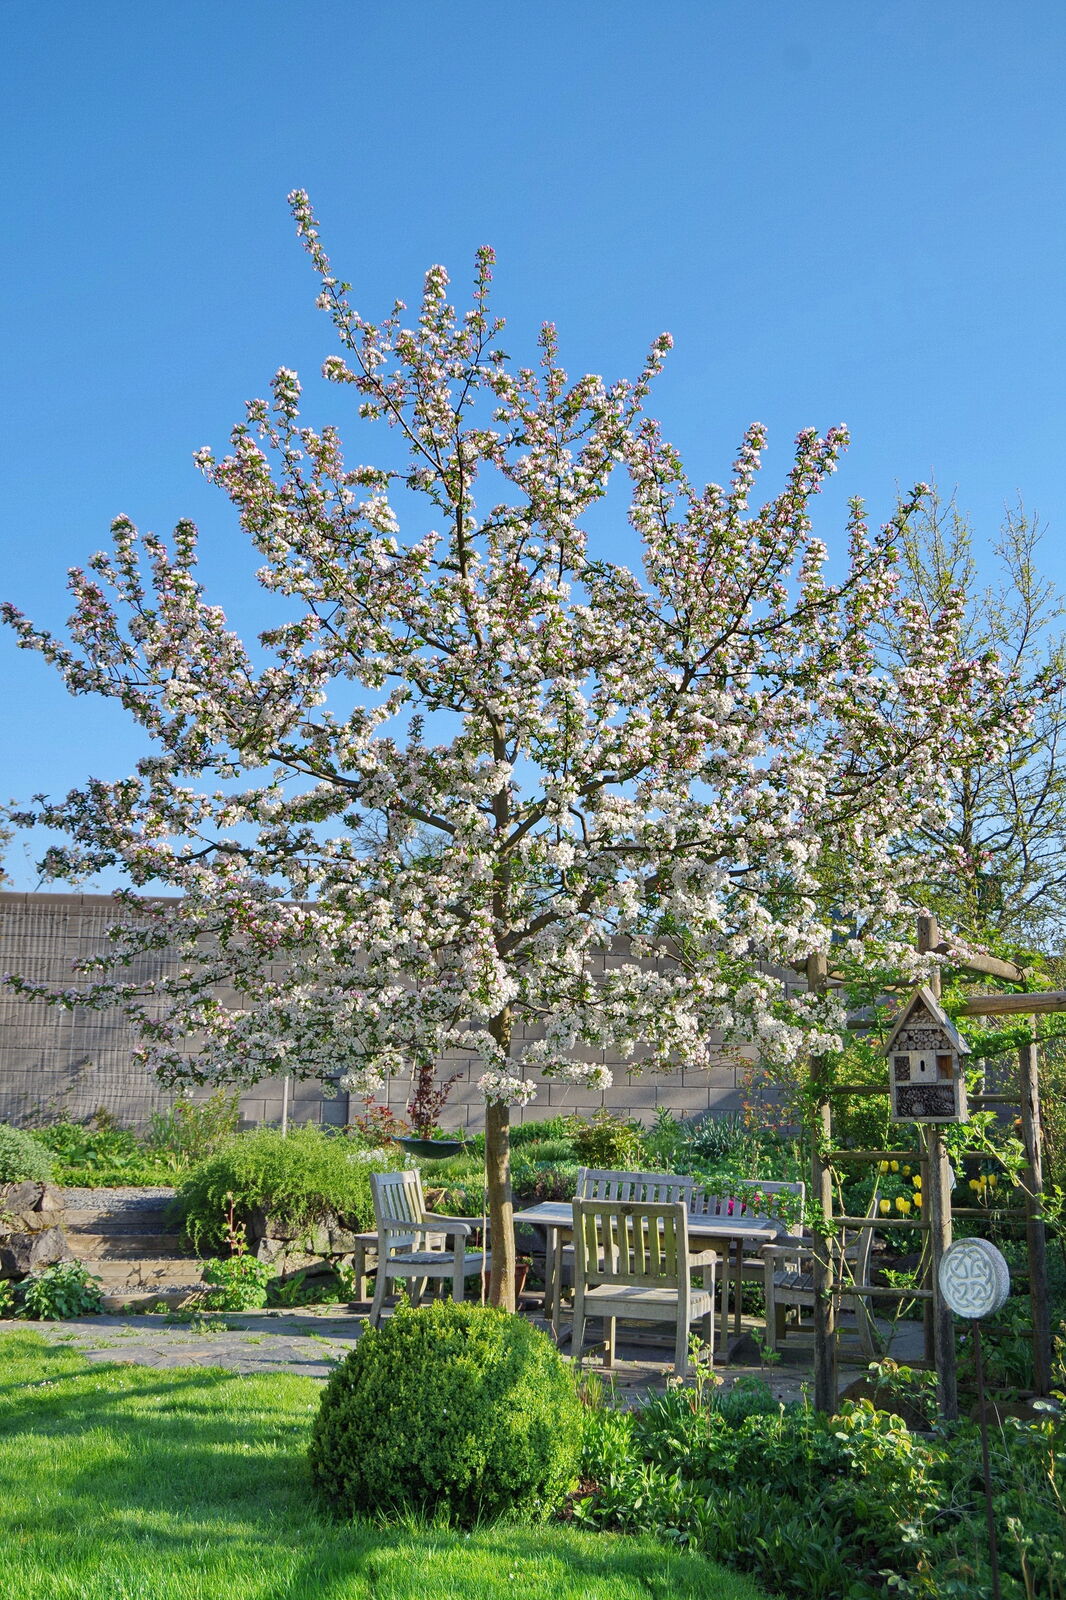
left=65, top=1208, right=180, bottom=1234
left=90, top=1258, right=207, bottom=1289
left=100, top=1286, right=198, bottom=1312
left=68, top=1232, right=200, bottom=1262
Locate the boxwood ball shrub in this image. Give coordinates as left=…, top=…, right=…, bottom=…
left=309, top=1300, right=582, bottom=1526
left=0, top=1124, right=53, bottom=1184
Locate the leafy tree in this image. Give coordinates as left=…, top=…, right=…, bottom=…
left=1, top=193, right=1032, bottom=1303
left=881, top=488, right=1066, bottom=955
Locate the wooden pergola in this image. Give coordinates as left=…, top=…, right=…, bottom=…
left=804, top=914, right=1055, bottom=1418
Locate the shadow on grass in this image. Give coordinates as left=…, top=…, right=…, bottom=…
left=0, top=1332, right=763, bottom=1600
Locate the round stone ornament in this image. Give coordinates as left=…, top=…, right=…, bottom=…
left=938, top=1238, right=1011, bottom=1320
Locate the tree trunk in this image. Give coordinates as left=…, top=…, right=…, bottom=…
left=485, top=1099, right=515, bottom=1311
left=485, top=1007, right=516, bottom=1311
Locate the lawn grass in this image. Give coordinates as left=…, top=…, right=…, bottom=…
left=0, top=1331, right=765, bottom=1600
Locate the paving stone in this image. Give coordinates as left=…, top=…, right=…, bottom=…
left=4, top=1306, right=922, bottom=1403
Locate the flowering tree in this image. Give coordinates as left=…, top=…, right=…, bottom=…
left=2, top=192, right=1027, bottom=1306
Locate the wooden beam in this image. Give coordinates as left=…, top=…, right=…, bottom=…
left=958, top=991, right=1066, bottom=1017
left=918, top=915, right=958, bottom=1421
left=932, top=942, right=1030, bottom=984
left=1019, top=1026, right=1054, bottom=1396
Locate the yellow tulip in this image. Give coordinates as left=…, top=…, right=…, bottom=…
left=902, top=1165, right=912, bottom=1176
left=969, top=1179, right=981, bottom=1192
left=879, top=1161, right=890, bottom=1175
left=895, top=1197, right=911, bottom=1215
left=912, top=1174, right=922, bottom=1187
left=879, top=1199, right=891, bottom=1215
left=891, top=1161, right=899, bottom=1172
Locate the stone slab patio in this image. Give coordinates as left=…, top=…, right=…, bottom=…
left=5, top=1302, right=925, bottom=1405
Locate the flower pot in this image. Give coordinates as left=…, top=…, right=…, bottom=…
left=482, top=1261, right=530, bottom=1299
left=396, top=1135, right=468, bottom=1159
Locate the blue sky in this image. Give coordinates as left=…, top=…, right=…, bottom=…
left=2, top=2, right=1065, bottom=888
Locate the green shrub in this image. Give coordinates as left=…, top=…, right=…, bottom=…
left=200, top=1253, right=277, bottom=1310
left=419, top=1152, right=487, bottom=1218
left=565, top=1110, right=645, bottom=1170
left=146, top=1089, right=241, bottom=1167
left=576, top=1379, right=1066, bottom=1600
left=309, top=1300, right=582, bottom=1526
left=176, top=1125, right=397, bottom=1252
left=18, top=1260, right=104, bottom=1320
left=0, top=1124, right=53, bottom=1184
left=680, top=1111, right=752, bottom=1165
left=513, top=1160, right=582, bottom=1205
left=32, top=1118, right=174, bottom=1186
left=509, top=1116, right=576, bottom=1148
left=511, top=1137, right=574, bottom=1166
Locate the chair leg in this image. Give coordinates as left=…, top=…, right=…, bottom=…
left=353, top=1241, right=372, bottom=1302
left=604, top=1317, right=616, bottom=1367
left=854, top=1297, right=882, bottom=1361
left=368, top=1266, right=389, bottom=1328
left=572, top=1307, right=586, bottom=1367
left=674, top=1313, right=690, bottom=1378
left=452, top=1266, right=465, bottom=1305
left=701, top=1262, right=716, bottom=1362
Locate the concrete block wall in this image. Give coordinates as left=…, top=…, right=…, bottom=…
left=0, top=891, right=759, bottom=1133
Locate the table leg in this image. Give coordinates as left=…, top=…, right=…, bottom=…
left=718, top=1245, right=729, bottom=1350
left=733, top=1241, right=743, bottom=1337
left=548, top=1230, right=564, bottom=1338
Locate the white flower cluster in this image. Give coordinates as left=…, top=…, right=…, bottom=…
left=477, top=1071, right=539, bottom=1107
left=1, top=196, right=1039, bottom=1162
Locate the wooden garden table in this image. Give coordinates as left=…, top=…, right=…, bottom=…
left=512, top=1199, right=780, bottom=1347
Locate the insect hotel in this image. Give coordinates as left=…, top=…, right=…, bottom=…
left=886, top=984, right=970, bottom=1124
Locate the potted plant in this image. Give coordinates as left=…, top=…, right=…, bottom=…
left=393, top=1059, right=469, bottom=1158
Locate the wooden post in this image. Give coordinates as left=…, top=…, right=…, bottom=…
left=1019, top=1022, right=1053, bottom=1396
left=917, top=913, right=958, bottom=1420
left=807, top=951, right=837, bottom=1413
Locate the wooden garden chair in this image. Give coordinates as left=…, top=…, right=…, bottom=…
left=571, top=1197, right=716, bottom=1377
left=687, top=1177, right=806, bottom=1319
left=367, top=1169, right=489, bottom=1327
left=762, top=1188, right=881, bottom=1360
left=546, top=1168, right=699, bottom=1329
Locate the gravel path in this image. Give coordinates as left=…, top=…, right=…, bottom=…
left=58, top=1186, right=177, bottom=1210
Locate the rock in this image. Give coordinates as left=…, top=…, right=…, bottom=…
left=0, top=1180, right=67, bottom=1235
left=0, top=1227, right=73, bottom=1279
left=326, top=1226, right=369, bottom=1253
left=0, top=1181, right=46, bottom=1216
left=38, top=1185, right=66, bottom=1220
left=725, top=1332, right=766, bottom=1365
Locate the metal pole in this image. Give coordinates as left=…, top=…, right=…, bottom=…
left=973, top=1320, right=1002, bottom=1600
left=281, top=1074, right=290, bottom=1138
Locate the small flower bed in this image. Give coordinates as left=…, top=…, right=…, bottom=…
left=572, top=1365, right=1066, bottom=1598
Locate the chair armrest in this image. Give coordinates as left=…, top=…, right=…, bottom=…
left=422, top=1213, right=479, bottom=1234
left=382, top=1220, right=472, bottom=1239
left=761, top=1238, right=810, bottom=1261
